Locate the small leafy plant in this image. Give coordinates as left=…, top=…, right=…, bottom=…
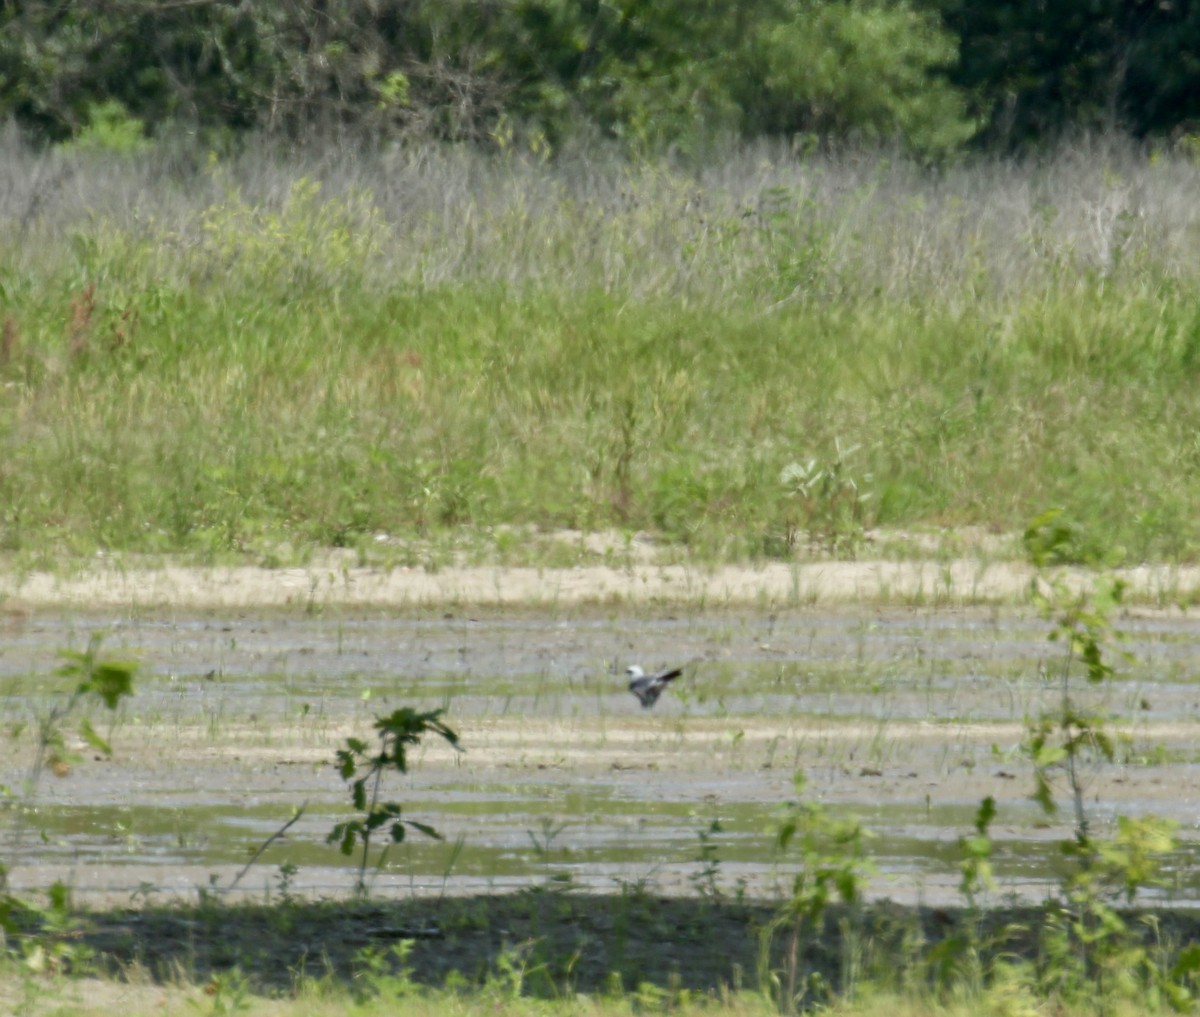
left=760, top=771, right=875, bottom=1013
left=779, top=440, right=872, bottom=557
left=1020, top=510, right=1181, bottom=1006
left=329, top=707, right=460, bottom=896
left=690, top=817, right=725, bottom=900
left=36, top=634, right=136, bottom=782
left=3, top=635, right=136, bottom=881
left=927, top=796, right=1000, bottom=997
left=0, top=634, right=136, bottom=969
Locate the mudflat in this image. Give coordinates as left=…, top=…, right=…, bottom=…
left=2, top=560, right=1198, bottom=908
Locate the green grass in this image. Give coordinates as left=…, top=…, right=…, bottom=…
left=3, top=134, right=1200, bottom=564
left=0, top=976, right=1084, bottom=1017
left=0, top=979, right=1169, bottom=1017
left=1, top=893, right=1194, bottom=1017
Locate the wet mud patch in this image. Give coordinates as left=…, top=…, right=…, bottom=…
left=3, top=605, right=1200, bottom=911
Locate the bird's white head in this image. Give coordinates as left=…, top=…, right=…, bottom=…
left=625, top=665, right=645, bottom=679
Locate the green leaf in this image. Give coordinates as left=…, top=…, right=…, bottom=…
left=328, top=821, right=359, bottom=855
left=1034, top=744, right=1067, bottom=768
left=86, top=663, right=135, bottom=709
left=974, top=795, right=996, bottom=835
left=961, top=834, right=992, bottom=859
left=1023, top=507, right=1074, bottom=567
left=334, top=750, right=356, bottom=779
left=405, top=819, right=443, bottom=841
left=1032, top=773, right=1057, bottom=815
left=78, top=718, right=112, bottom=756
left=54, top=649, right=90, bottom=679
left=1171, top=943, right=1200, bottom=981
left=47, top=880, right=70, bottom=914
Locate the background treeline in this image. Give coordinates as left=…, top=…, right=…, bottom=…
left=3, top=0, right=1200, bottom=158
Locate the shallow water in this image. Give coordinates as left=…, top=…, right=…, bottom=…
left=2, top=606, right=1199, bottom=907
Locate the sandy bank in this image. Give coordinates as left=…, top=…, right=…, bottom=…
left=1, top=555, right=1197, bottom=610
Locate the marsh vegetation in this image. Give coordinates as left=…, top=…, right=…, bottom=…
left=4, top=135, right=1200, bottom=566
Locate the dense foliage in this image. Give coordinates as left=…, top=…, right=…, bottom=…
left=940, top=0, right=1200, bottom=148
left=3, top=0, right=1198, bottom=156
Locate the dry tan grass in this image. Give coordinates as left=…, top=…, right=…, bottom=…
left=2, top=549, right=1199, bottom=611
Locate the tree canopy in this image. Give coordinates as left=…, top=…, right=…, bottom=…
left=1, top=0, right=1198, bottom=155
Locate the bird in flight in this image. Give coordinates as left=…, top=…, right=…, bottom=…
left=626, top=664, right=683, bottom=708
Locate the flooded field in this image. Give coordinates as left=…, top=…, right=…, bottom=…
left=2, top=605, right=1200, bottom=909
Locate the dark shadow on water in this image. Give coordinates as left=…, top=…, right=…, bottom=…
left=18, top=891, right=1200, bottom=999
